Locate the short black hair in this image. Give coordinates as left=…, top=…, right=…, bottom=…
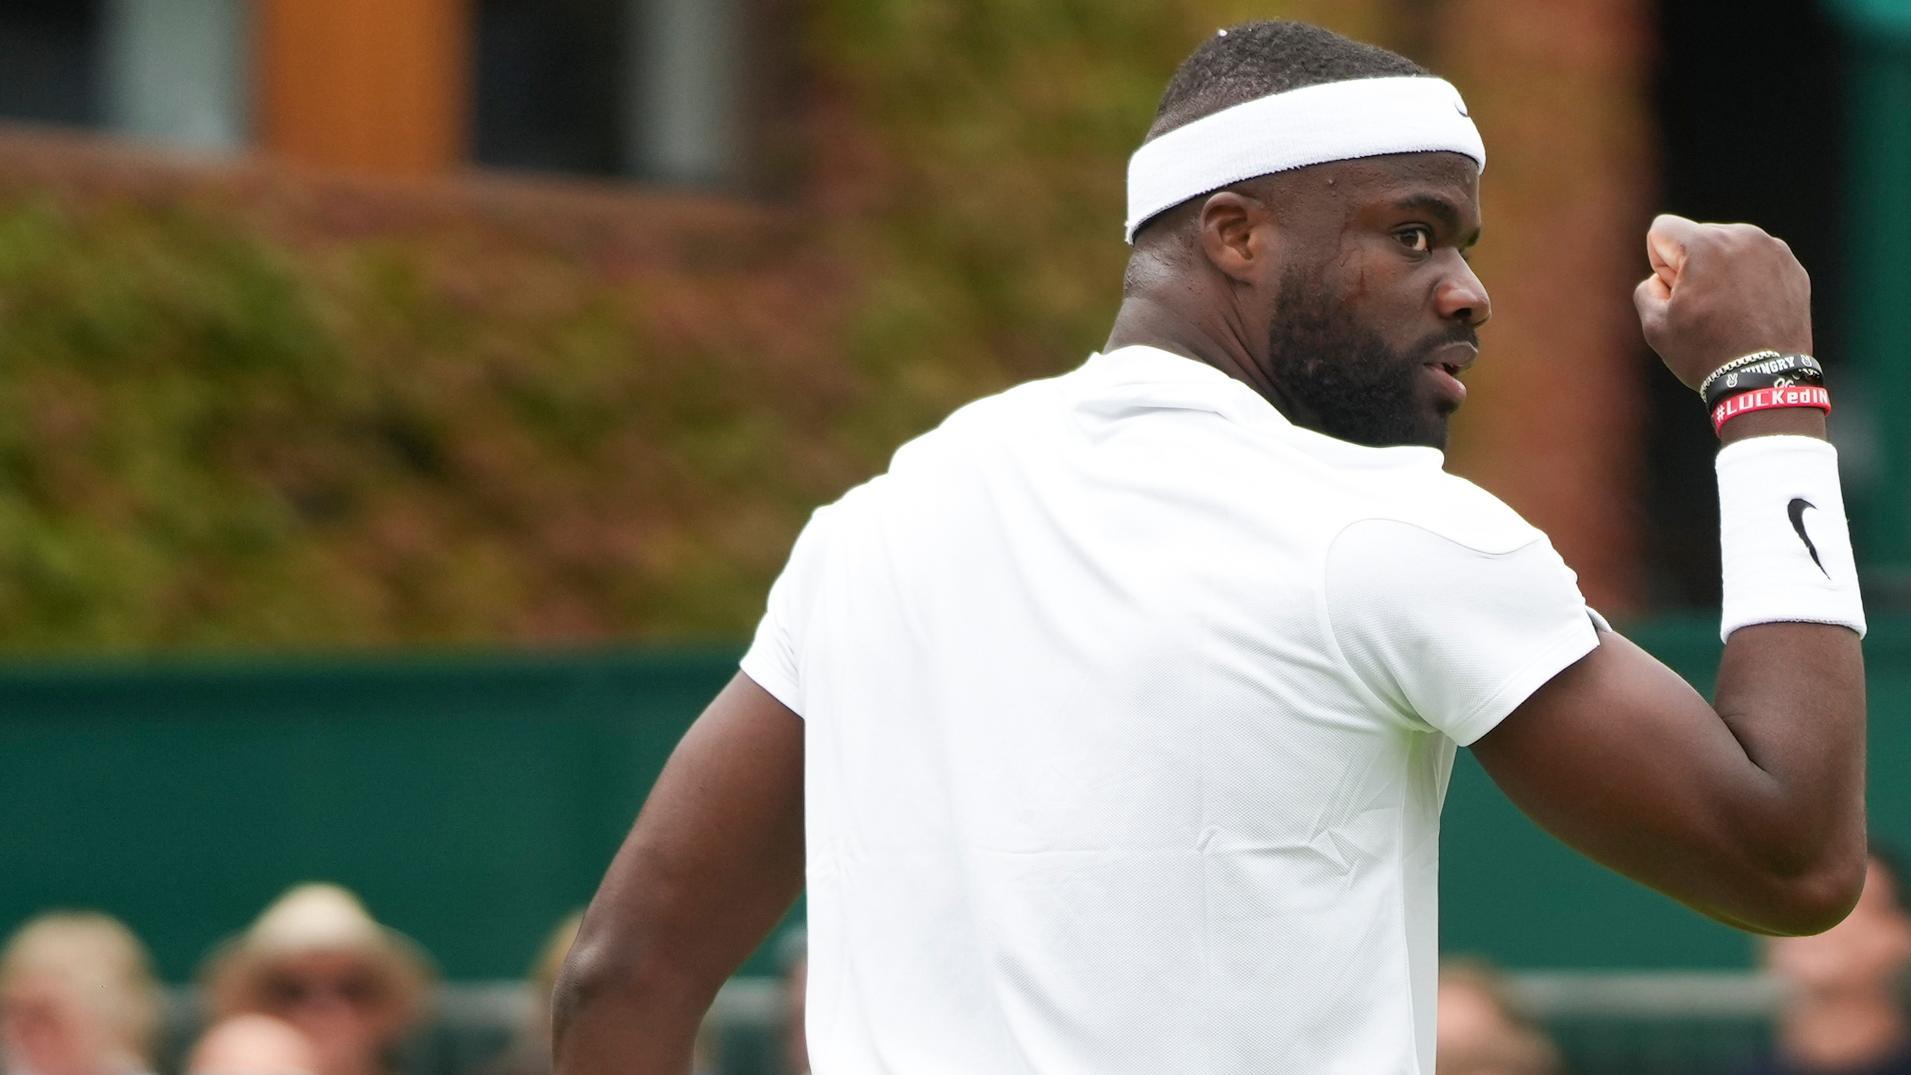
left=1147, top=21, right=1429, bottom=142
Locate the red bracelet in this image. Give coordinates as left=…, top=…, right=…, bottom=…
left=1711, top=384, right=1831, bottom=434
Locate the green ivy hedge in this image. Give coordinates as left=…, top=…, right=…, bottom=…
left=0, top=1, right=1418, bottom=650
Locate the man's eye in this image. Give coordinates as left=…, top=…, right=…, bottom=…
left=1395, top=226, right=1433, bottom=253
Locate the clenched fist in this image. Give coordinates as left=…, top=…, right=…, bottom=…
left=1633, top=213, right=1814, bottom=392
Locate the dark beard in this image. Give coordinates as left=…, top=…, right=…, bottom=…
left=1264, top=268, right=1469, bottom=450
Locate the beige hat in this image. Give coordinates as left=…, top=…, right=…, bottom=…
left=201, top=884, right=433, bottom=1029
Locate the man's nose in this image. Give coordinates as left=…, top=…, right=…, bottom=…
left=1437, top=260, right=1491, bottom=328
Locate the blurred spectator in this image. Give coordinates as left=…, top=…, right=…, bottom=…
left=478, top=912, right=580, bottom=1075
left=0, top=912, right=161, bottom=1075
left=777, top=929, right=808, bottom=1075
left=1436, top=958, right=1562, bottom=1075
left=186, top=1013, right=317, bottom=1075
left=200, top=884, right=432, bottom=1075
left=503, top=912, right=715, bottom=1075
left=1742, top=850, right=1911, bottom=1075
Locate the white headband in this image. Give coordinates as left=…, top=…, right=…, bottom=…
left=1124, top=75, right=1485, bottom=243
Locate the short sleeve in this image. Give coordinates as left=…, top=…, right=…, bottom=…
left=1323, top=518, right=1601, bottom=746
left=739, top=507, right=834, bottom=718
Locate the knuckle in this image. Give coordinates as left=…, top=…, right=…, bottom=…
left=1706, top=222, right=1757, bottom=250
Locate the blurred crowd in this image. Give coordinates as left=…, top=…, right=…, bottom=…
left=1436, top=849, right=1911, bottom=1075
left=0, top=884, right=806, bottom=1075
left=5, top=853, right=1906, bottom=1075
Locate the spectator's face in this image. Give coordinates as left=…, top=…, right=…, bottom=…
left=1768, top=858, right=1911, bottom=998
left=255, top=951, right=404, bottom=1075
left=189, top=1014, right=319, bottom=1075
left=1436, top=979, right=1556, bottom=1075
left=0, top=973, right=120, bottom=1075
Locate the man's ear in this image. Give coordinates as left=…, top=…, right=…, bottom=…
left=1198, top=191, right=1274, bottom=284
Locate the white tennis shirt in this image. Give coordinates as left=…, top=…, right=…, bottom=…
left=741, top=345, right=1600, bottom=1074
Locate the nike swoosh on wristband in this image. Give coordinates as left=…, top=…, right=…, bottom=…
left=1788, top=497, right=1830, bottom=578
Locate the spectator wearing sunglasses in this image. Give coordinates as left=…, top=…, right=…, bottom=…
left=200, top=885, right=432, bottom=1075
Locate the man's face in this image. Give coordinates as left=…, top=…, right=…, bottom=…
left=1257, top=153, right=1488, bottom=450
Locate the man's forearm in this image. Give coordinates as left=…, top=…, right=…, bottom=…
left=1710, top=620, right=1866, bottom=899
left=1703, top=412, right=1867, bottom=926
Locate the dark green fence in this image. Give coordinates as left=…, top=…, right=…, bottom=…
left=7, top=616, right=1910, bottom=986
left=0, top=647, right=738, bottom=982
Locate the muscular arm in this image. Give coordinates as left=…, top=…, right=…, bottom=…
left=1472, top=609, right=1864, bottom=935
left=1471, top=216, right=1867, bottom=936
left=553, top=673, right=804, bottom=1074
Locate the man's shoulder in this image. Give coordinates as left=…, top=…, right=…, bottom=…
left=877, top=369, right=1081, bottom=470
left=941, top=369, right=1079, bottom=430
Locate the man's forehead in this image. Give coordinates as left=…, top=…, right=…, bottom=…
left=1274, top=152, right=1483, bottom=227
left=1317, top=151, right=1480, bottom=196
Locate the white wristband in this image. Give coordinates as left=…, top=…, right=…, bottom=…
left=1717, top=435, right=1865, bottom=641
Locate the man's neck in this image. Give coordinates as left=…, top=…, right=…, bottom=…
left=1779, top=993, right=1910, bottom=1071
left=1105, top=297, right=1284, bottom=409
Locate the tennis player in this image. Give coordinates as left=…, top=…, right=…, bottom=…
left=555, top=21, right=1867, bottom=1074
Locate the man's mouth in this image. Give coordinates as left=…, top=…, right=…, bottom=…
left=1422, top=342, right=1477, bottom=409
left=1424, top=340, right=1478, bottom=377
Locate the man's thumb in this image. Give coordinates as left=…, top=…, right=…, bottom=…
left=1645, top=213, right=1696, bottom=291
left=1633, top=274, right=1669, bottom=318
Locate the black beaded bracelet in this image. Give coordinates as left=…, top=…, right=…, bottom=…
left=1701, top=353, right=1825, bottom=410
